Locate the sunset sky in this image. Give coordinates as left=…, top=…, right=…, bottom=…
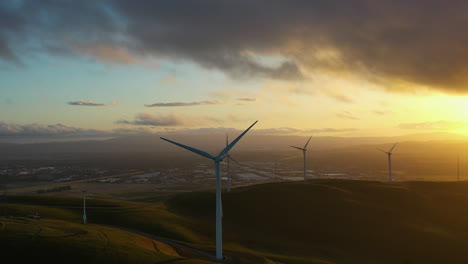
left=1, top=0, right=468, bottom=140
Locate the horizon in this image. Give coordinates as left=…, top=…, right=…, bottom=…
left=1, top=130, right=468, bottom=145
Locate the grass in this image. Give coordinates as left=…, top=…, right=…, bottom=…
left=5, top=180, right=468, bottom=263
left=0, top=217, right=214, bottom=264
left=6, top=171, right=144, bottom=194
left=164, top=180, right=468, bottom=263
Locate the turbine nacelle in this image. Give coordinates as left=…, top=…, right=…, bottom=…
left=161, top=120, right=258, bottom=163
left=378, top=143, right=398, bottom=155
left=291, top=136, right=312, bottom=152
left=291, top=146, right=306, bottom=151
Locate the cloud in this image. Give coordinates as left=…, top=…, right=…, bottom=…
left=164, top=126, right=358, bottom=136
left=0, top=121, right=110, bottom=137
left=252, top=127, right=358, bottom=135
left=0, top=3, right=23, bottom=62
left=252, top=127, right=301, bottom=135
left=237, top=97, right=256, bottom=102
left=144, top=100, right=221, bottom=107
left=0, top=119, right=357, bottom=139
left=68, top=100, right=119, bottom=107
left=398, top=121, right=468, bottom=130
left=5, top=1, right=468, bottom=91
left=373, top=110, right=386, bottom=115
left=116, top=112, right=221, bottom=127
left=305, top=128, right=359, bottom=133
left=74, top=45, right=136, bottom=64
left=324, top=91, right=353, bottom=103
left=112, top=126, right=157, bottom=135
left=336, top=111, right=360, bottom=120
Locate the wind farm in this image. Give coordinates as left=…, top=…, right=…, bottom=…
left=2, top=133, right=468, bottom=263
left=3, top=1, right=468, bottom=263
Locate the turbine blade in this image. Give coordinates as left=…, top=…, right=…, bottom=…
left=377, top=148, right=388, bottom=154
left=389, top=143, right=398, bottom=153
left=304, top=136, right=312, bottom=149
left=291, top=146, right=304, bottom=151
left=229, top=156, right=241, bottom=166
left=217, top=121, right=258, bottom=158
left=160, top=137, right=215, bottom=160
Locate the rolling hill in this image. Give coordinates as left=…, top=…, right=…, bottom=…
left=4, top=180, right=468, bottom=263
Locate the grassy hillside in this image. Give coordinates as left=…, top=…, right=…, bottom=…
left=4, top=180, right=468, bottom=263
left=165, top=180, right=468, bottom=263
left=0, top=217, right=214, bottom=264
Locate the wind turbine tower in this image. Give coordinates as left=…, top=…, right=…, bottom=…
left=161, top=121, right=257, bottom=261
left=291, top=136, right=312, bottom=182
left=378, top=143, right=398, bottom=182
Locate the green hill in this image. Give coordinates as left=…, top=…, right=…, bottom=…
left=165, top=180, right=468, bottom=263
left=0, top=217, right=214, bottom=264
left=4, top=180, right=468, bottom=263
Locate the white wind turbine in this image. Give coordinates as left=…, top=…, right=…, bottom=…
left=224, top=133, right=241, bottom=193
left=160, top=121, right=257, bottom=261
left=291, top=136, right=312, bottom=182
left=82, top=190, right=87, bottom=224
left=378, top=143, right=398, bottom=182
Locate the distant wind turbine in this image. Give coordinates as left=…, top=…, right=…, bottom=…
left=378, top=143, right=398, bottom=182
left=291, top=136, right=312, bottom=182
left=161, top=121, right=257, bottom=261
left=82, top=190, right=87, bottom=224
left=224, top=133, right=241, bottom=192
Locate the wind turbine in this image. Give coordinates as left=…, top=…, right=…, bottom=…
left=82, top=190, right=87, bottom=224
left=161, top=121, right=257, bottom=261
left=291, top=136, right=312, bottom=182
left=378, top=143, right=398, bottom=182
left=224, top=133, right=241, bottom=192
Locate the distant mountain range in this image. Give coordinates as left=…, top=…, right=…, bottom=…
left=0, top=132, right=466, bottom=155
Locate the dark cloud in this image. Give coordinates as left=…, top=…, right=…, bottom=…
left=0, top=2, right=24, bottom=61
left=0, top=121, right=110, bottom=137
left=237, top=98, right=256, bottom=102
left=0, top=119, right=357, bottom=138
left=4, top=1, right=468, bottom=92
left=398, top=121, right=467, bottom=130
left=0, top=38, right=16, bottom=62
left=117, top=113, right=181, bottom=126
left=116, top=112, right=220, bottom=127
left=145, top=100, right=220, bottom=107
left=68, top=101, right=118, bottom=107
